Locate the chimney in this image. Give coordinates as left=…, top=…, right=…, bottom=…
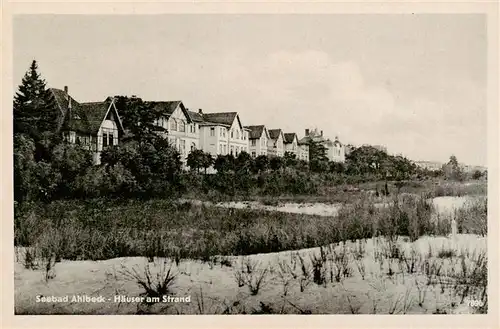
left=321, top=130, right=323, bottom=137
left=198, top=108, right=203, bottom=114
left=64, top=86, right=69, bottom=99
left=305, top=129, right=309, bottom=136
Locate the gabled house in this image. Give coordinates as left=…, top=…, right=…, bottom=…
left=283, top=133, right=299, bottom=157
left=146, top=100, right=199, bottom=164
left=198, top=110, right=249, bottom=157
left=267, top=129, right=285, bottom=157
left=50, top=86, right=125, bottom=164
left=245, top=125, right=269, bottom=158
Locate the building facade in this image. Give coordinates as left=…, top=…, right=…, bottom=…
left=50, top=86, right=125, bottom=164
left=267, top=129, right=285, bottom=157
left=197, top=111, right=249, bottom=157
left=283, top=133, right=299, bottom=157
left=148, top=101, right=199, bottom=165
left=298, top=141, right=309, bottom=162
left=246, top=125, right=269, bottom=158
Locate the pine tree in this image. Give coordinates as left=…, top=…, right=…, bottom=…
left=13, top=60, right=58, bottom=140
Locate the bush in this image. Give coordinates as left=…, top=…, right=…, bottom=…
left=455, top=198, right=487, bottom=236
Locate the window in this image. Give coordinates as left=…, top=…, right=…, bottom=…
left=252, top=151, right=256, bottom=158
left=170, top=119, right=177, bottom=131
left=230, top=146, right=234, bottom=155
left=69, top=131, right=76, bottom=143
left=191, top=143, right=196, bottom=151
left=179, top=120, right=185, bottom=132
left=210, top=127, right=215, bottom=136
left=236, top=130, right=239, bottom=139
left=102, top=133, right=108, bottom=148
left=222, top=128, right=226, bottom=137
left=231, top=130, right=234, bottom=138
left=109, top=134, right=114, bottom=146
left=251, top=140, right=256, bottom=146
left=180, top=139, right=186, bottom=155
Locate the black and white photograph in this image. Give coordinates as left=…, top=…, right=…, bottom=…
left=5, top=5, right=498, bottom=322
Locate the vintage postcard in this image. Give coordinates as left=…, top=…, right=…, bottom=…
left=1, top=1, right=499, bottom=328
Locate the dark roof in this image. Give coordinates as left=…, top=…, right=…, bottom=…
left=50, top=88, right=80, bottom=121
left=49, top=88, right=123, bottom=135
left=202, top=112, right=238, bottom=126
left=148, top=101, right=181, bottom=115
left=145, top=101, right=193, bottom=124
left=298, top=136, right=310, bottom=145
left=245, top=125, right=265, bottom=139
left=187, top=110, right=204, bottom=123
left=268, top=129, right=283, bottom=140
left=78, top=102, right=113, bottom=134
left=283, top=133, right=297, bottom=144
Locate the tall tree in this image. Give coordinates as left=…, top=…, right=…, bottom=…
left=201, top=152, right=214, bottom=174
left=13, top=60, right=58, bottom=140
left=113, top=96, right=169, bottom=144
left=235, top=151, right=253, bottom=174
left=308, top=140, right=328, bottom=163
left=187, top=149, right=206, bottom=173
left=443, top=155, right=464, bottom=181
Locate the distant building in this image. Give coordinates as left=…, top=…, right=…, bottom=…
left=414, top=161, right=444, bottom=171
left=373, top=145, right=388, bottom=153
left=283, top=132, right=299, bottom=157
left=298, top=128, right=345, bottom=163
left=267, top=129, right=285, bottom=157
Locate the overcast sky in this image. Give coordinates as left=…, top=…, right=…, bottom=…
left=13, top=14, right=487, bottom=166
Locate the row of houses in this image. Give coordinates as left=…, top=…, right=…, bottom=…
left=49, top=86, right=346, bottom=165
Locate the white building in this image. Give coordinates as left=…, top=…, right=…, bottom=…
left=283, top=132, right=299, bottom=157
left=148, top=101, right=200, bottom=164
left=196, top=110, right=249, bottom=157
left=267, top=129, right=285, bottom=157
left=246, top=125, right=270, bottom=158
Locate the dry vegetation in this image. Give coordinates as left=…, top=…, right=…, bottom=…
left=14, top=181, right=488, bottom=315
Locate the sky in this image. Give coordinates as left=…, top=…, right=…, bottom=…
left=13, top=14, right=487, bottom=166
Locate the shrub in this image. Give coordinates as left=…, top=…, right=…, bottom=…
left=455, top=198, right=487, bottom=236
